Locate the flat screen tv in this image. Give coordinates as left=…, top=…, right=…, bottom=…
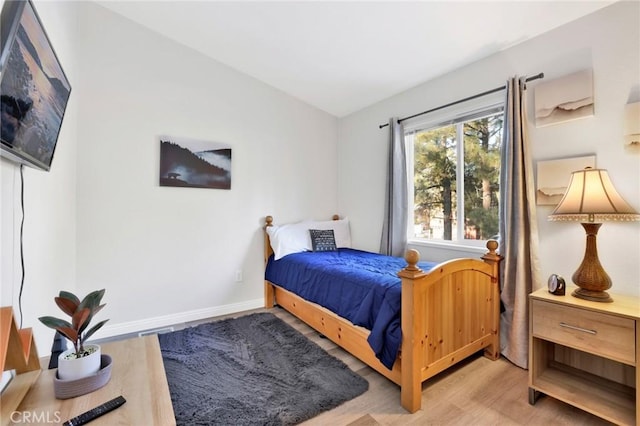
left=0, top=0, right=71, bottom=171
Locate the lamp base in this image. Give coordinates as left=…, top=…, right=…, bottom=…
left=571, top=223, right=614, bottom=303
left=571, top=287, right=613, bottom=303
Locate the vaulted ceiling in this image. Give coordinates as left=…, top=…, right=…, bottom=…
left=97, top=1, right=615, bottom=117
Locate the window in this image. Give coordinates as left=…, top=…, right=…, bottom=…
left=406, top=105, right=503, bottom=247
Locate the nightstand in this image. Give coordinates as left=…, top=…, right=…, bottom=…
left=528, top=287, right=639, bottom=426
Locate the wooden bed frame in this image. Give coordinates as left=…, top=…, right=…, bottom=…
left=263, top=215, right=502, bottom=413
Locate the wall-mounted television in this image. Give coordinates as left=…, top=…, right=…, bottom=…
left=0, top=0, right=71, bottom=172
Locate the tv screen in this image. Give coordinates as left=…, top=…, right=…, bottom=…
left=0, top=0, right=71, bottom=171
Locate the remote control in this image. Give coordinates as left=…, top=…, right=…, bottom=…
left=62, top=395, right=126, bottom=426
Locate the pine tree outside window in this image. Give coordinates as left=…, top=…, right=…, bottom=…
left=406, top=104, right=503, bottom=248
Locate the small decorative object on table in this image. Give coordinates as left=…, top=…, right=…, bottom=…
left=547, top=274, right=565, bottom=295
left=38, top=289, right=111, bottom=398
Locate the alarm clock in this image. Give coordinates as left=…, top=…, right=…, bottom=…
left=547, top=274, right=566, bottom=296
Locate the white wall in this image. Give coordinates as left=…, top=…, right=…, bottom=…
left=338, top=1, right=640, bottom=297
left=0, top=0, right=79, bottom=353
left=73, top=4, right=338, bottom=338
left=2, top=1, right=338, bottom=351
left=2, top=1, right=637, bottom=356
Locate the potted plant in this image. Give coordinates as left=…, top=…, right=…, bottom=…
left=39, top=289, right=109, bottom=381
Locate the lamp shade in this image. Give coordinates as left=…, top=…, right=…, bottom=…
left=549, top=168, right=640, bottom=223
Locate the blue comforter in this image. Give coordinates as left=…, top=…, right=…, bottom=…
left=265, top=248, right=436, bottom=369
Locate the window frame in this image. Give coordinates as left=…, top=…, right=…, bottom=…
left=404, top=93, right=505, bottom=250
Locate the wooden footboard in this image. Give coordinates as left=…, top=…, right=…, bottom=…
left=263, top=215, right=502, bottom=413
left=398, top=246, right=501, bottom=411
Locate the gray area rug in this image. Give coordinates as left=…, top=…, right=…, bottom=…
left=158, top=312, right=369, bottom=425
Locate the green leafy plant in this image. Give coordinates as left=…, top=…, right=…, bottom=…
left=39, top=289, right=109, bottom=358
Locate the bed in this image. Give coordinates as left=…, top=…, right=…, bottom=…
left=263, top=215, right=502, bottom=413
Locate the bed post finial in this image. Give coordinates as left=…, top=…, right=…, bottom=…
left=404, top=249, right=421, bottom=272
left=483, top=239, right=500, bottom=262
left=265, top=216, right=273, bottom=227
left=332, top=214, right=340, bottom=221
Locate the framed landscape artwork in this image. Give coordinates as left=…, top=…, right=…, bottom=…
left=536, top=155, right=596, bottom=205
left=159, top=135, right=231, bottom=190
left=534, top=69, right=594, bottom=127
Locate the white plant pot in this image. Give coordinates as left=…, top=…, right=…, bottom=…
left=57, top=344, right=102, bottom=381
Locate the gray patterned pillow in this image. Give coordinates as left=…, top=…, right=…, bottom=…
left=309, top=229, right=337, bottom=252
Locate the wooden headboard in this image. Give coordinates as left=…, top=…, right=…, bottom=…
left=263, top=214, right=340, bottom=264
left=264, top=215, right=274, bottom=264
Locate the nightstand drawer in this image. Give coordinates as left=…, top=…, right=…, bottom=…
left=531, top=299, right=635, bottom=365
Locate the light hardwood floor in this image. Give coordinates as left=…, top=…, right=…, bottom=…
left=94, top=306, right=613, bottom=425
left=262, top=307, right=613, bottom=426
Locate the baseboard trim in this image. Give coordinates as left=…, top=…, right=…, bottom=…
left=97, top=298, right=264, bottom=340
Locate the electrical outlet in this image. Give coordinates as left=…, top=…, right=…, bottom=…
left=235, top=270, right=243, bottom=283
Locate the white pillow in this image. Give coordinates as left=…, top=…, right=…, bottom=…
left=306, top=218, right=352, bottom=248
left=266, top=221, right=312, bottom=260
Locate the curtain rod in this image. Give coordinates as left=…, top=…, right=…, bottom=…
left=379, top=72, right=544, bottom=129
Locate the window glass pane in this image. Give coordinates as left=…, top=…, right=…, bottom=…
left=412, top=124, right=457, bottom=241
left=410, top=108, right=503, bottom=245
left=462, top=113, right=502, bottom=240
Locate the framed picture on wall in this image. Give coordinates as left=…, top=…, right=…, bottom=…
left=159, top=135, right=232, bottom=190
left=534, top=69, right=594, bottom=127
left=536, top=155, right=596, bottom=205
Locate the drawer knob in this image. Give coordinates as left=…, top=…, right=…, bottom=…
left=559, top=322, right=597, bottom=335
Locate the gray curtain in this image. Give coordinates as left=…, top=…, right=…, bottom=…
left=380, top=118, right=408, bottom=257
left=499, top=77, right=542, bottom=369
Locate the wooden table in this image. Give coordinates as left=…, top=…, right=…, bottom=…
left=10, top=335, right=175, bottom=425
left=528, top=287, right=639, bottom=425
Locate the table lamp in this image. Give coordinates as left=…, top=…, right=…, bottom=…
left=548, top=167, right=640, bottom=302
